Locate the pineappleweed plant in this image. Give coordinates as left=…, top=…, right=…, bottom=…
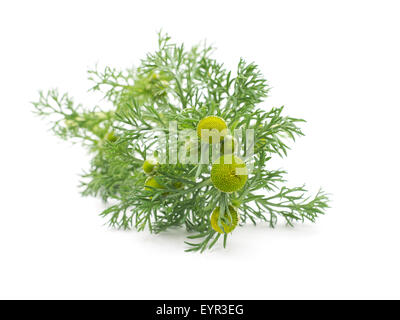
left=33, top=32, right=329, bottom=252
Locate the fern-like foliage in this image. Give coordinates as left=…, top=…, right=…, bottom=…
left=33, top=32, right=329, bottom=252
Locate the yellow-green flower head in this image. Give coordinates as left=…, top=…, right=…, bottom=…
left=197, top=116, right=228, bottom=144
left=144, top=176, right=165, bottom=191
left=143, top=158, right=159, bottom=175
left=211, top=155, right=248, bottom=193
left=144, top=176, right=166, bottom=199
left=210, top=205, right=239, bottom=234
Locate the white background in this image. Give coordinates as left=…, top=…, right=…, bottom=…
left=1, top=0, right=399, bottom=299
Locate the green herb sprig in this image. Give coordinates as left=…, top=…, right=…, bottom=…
left=33, top=32, right=329, bottom=252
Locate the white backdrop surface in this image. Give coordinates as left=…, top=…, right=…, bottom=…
left=0, top=0, right=399, bottom=299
